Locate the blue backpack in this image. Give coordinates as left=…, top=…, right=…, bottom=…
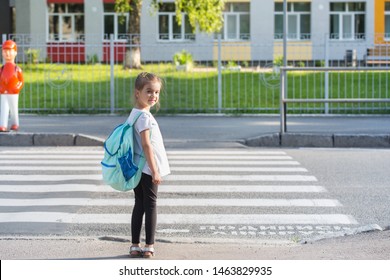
left=101, top=112, right=146, bottom=192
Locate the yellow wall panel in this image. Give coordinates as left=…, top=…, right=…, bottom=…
left=213, top=43, right=251, bottom=61
left=273, top=42, right=313, bottom=60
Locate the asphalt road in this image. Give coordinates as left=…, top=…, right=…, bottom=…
left=0, top=146, right=389, bottom=260
left=287, top=148, right=390, bottom=229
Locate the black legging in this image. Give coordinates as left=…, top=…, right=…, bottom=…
left=131, top=173, right=158, bottom=245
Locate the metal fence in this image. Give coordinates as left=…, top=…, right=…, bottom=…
left=280, top=67, right=390, bottom=132
left=2, top=33, right=390, bottom=114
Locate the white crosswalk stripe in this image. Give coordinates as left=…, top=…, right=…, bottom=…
left=0, top=212, right=357, bottom=225
left=0, top=198, right=342, bottom=207
left=0, top=166, right=306, bottom=172
left=0, top=174, right=316, bottom=182
left=0, top=147, right=359, bottom=240
left=0, top=184, right=327, bottom=193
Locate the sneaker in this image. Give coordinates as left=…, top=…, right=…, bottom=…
left=0, top=126, right=7, bottom=132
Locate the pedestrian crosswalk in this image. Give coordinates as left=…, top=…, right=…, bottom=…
left=0, top=147, right=359, bottom=241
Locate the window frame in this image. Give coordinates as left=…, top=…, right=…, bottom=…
left=329, top=2, right=366, bottom=40
left=157, top=3, right=195, bottom=42
left=103, top=12, right=129, bottom=42
left=47, top=3, right=84, bottom=43
left=218, top=2, right=251, bottom=41
left=274, top=2, right=311, bottom=41
left=385, top=2, right=390, bottom=40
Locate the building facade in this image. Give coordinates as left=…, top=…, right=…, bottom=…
left=3, top=0, right=390, bottom=64
left=0, top=0, right=14, bottom=35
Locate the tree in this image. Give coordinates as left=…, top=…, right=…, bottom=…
left=175, top=0, right=224, bottom=33
left=115, top=0, right=224, bottom=69
left=115, top=0, right=142, bottom=69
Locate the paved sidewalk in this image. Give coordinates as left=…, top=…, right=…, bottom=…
left=1, top=229, right=390, bottom=260
left=1, top=114, right=390, bottom=147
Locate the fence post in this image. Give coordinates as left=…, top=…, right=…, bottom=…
left=280, top=67, right=287, bottom=133
left=217, top=34, right=222, bottom=113
left=1, top=34, right=7, bottom=64
left=324, top=34, right=329, bottom=114
left=110, top=34, right=115, bottom=114
left=280, top=0, right=287, bottom=133
left=283, top=0, right=287, bottom=68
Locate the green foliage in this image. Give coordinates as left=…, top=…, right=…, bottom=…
left=173, top=50, right=193, bottom=65
left=115, top=0, right=132, bottom=24
left=316, top=60, right=325, bottom=67
left=25, top=48, right=40, bottom=64
left=273, top=56, right=284, bottom=67
left=115, top=0, right=132, bottom=13
left=115, top=0, right=225, bottom=33
left=175, top=0, right=225, bottom=33
left=87, top=54, right=100, bottom=64
left=226, top=61, right=238, bottom=67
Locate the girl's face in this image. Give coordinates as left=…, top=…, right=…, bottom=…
left=135, top=80, right=161, bottom=110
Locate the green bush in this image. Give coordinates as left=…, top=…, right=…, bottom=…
left=273, top=55, right=284, bottom=67
left=87, top=54, right=100, bottom=64
left=25, top=48, right=40, bottom=64
left=173, top=50, right=193, bottom=66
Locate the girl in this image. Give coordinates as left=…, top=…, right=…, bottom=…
left=127, top=72, right=170, bottom=258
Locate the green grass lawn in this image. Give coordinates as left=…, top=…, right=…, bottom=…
left=18, top=63, right=390, bottom=114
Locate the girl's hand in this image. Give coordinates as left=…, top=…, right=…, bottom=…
left=152, top=172, right=162, bottom=185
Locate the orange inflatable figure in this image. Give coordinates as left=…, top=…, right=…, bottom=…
left=0, top=40, right=24, bottom=132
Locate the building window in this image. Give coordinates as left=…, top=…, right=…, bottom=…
left=47, top=3, right=84, bottom=42
left=274, top=2, right=311, bottom=40
left=329, top=2, right=365, bottom=40
left=218, top=2, right=250, bottom=41
left=385, top=2, right=390, bottom=40
left=104, top=4, right=128, bottom=41
left=158, top=3, right=195, bottom=41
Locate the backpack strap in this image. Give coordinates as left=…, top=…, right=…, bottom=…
left=118, top=111, right=143, bottom=148
left=104, top=111, right=143, bottom=157
left=130, top=110, right=144, bottom=126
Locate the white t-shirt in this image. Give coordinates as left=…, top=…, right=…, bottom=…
left=127, top=109, right=171, bottom=177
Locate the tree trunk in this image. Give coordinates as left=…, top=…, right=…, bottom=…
left=125, top=0, right=142, bottom=69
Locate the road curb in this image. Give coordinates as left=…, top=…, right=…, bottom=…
left=0, top=133, right=104, bottom=146
left=245, top=133, right=390, bottom=148
left=2, top=132, right=390, bottom=148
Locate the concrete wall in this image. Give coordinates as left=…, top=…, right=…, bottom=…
left=15, top=0, right=47, bottom=61
left=250, top=0, right=275, bottom=61
left=84, top=0, right=104, bottom=61
left=15, top=0, right=46, bottom=35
